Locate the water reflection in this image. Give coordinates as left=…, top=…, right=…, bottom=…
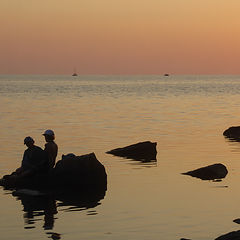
left=224, top=136, right=240, bottom=153
left=121, top=155, right=157, bottom=162
left=12, top=189, right=106, bottom=238
left=111, top=154, right=157, bottom=168
left=224, top=135, right=240, bottom=143
left=56, top=190, right=105, bottom=212
left=126, top=158, right=157, bottom=168
left=19, top=194, right=57, bottom=230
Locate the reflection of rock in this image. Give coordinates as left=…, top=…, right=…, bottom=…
left=215, top=230, right=240, bottom=240
left=223, top=126, right=240, bottom=140
left=182, top=163, right=228, bottom=180
left=106, top=141, right=157, bottom=161
left=49, top=233, right=61, bottom=240
left=13, top=187, right=106, bottom=231
left=56, top=189, right=106, bottom=211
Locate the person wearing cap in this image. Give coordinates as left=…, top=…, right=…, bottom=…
left=15, top=136, right=48, bottom=177
left=43, top=130, right=58, bottom=170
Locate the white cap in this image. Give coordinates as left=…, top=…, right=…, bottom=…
left=43, top=129, right=55, bottom=136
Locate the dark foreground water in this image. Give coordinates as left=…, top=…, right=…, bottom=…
left=1, top=75, right=240, bottom=240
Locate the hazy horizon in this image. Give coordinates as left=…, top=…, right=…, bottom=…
left=1, top=0, right=240, bottom=75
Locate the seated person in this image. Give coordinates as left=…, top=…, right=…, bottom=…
left=42, top=130, right=58, bottom=169
left=15, top=136, right=48, bottom=177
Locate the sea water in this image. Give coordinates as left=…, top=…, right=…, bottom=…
left=1, top=75, right=240, bottom=240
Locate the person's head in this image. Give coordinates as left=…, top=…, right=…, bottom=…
left=43, top=129, right=55, bottom=142
left=24, top=136, right=35, bottom=148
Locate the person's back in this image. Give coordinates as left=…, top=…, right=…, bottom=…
left=43, top=130, right=58, bottom=169
left=44, top=141, right=58, bottom=168
left=17, top=136, right=48, bottom=177
left=22, top=145, right=46, bottom=172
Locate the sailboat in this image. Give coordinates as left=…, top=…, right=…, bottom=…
left=72, top=72, right=78, bottom=76
left=72, top=68, right=78, bottom=76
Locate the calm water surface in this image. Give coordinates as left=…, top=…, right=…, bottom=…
left=1, top=75, right=240, bottom=240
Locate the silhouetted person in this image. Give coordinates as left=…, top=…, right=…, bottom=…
left=42, top=130, right=58, bottom=170
left=2, top=137, right=47, bottom=185
left=15, top=136, right=47, bottom=177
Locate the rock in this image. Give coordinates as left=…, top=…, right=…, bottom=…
left=223, top=126, right=240, bottom=139
left=0, top=152, right=107, bottom=192
left=53, top=152, right=107, bottom=190
left=106, top=141, right=157, bottom=161
left=233, top=218, right=240, bottom=224
left=182, top=163, right=228, bottom=180
left=13, top=189, right=46, bottom=196
left=215, top=230, right=240, bottom=240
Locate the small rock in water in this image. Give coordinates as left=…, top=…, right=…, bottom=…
left=223, top=126, right=240, bottom=139
left=182, top=163, right=228, bottom=181
left=215, top=230, right=240, bottom=240
left=106, top=141, right=157, bottom=161
left=233, top=218, right=240, bottom=224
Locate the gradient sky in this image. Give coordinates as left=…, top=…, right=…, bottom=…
left=1, top=0, right=240, bottom=74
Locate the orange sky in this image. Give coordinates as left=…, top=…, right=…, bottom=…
left=1, top=0, right=240, bottom=74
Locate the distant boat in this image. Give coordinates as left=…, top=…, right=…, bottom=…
left=72, top=68, right=78, bottom=76
left=164, top=74, right=169, bottom=76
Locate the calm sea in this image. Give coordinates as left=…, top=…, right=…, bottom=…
left=1, top=75, right=240, bottom=240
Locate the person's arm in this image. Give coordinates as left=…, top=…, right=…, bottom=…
left=44, top=143, right=56, bottom=168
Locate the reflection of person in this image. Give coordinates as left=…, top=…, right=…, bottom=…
left=15, top=136, right=47, bottom=177
left=2, top=136, right=48, bottom=186
left=42, top=130, right=58, bottom=169
left=20, top=194, right=57, bottom=230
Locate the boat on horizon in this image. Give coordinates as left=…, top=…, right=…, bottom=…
left=72, top=72, right=78, bottom=76
left=72, top=68, right=78, bottom=76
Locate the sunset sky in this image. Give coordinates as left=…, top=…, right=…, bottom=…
left=1, top=0, right=240, bottom=75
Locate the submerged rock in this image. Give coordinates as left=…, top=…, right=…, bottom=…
left=182, top=163, right=228, bottom=180
left=223, top=126, right=240, bottom=140
left=106, top=141, right=157, bottom=161
left=215, top=230, right=240, bottom=240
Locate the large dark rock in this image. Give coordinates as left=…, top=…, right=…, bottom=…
left=53, top=152, right=107, bottom=191
left=106, top=141, right=157, bottom=161
left=215, top=230, right=240, bottom=240
left=182, top=163, right=228, bottom=180
left=223, top=126, right=240, bottom=139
